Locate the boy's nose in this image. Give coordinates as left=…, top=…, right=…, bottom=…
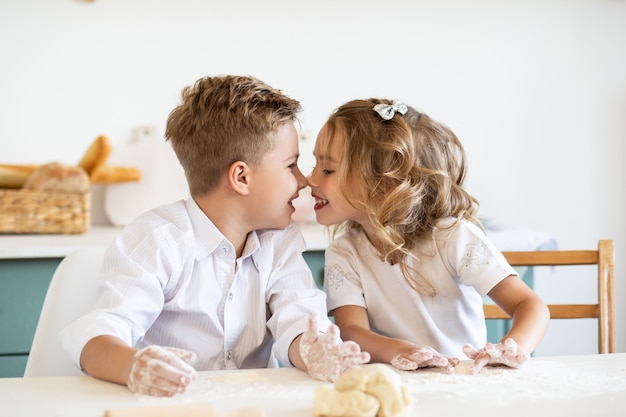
left=295, top=168, right=308, bottom=189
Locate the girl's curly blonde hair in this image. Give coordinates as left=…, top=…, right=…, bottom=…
left=324, top=99, right=481, bottom=296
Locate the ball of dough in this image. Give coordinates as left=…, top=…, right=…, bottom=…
left=313, top=385, right=379, bottom=417
left=314, top=364, right=412, bottom=417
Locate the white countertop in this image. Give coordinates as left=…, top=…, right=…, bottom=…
left=1, top=354, right=625, bottom=417
left=0, top=226, right=123, bottom=259
left=0, top=223, right=332, bottom=259
left=0, top=222, right=555, bottom=260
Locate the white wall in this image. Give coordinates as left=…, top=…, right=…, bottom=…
left=1, top=0, right=625, bottom=355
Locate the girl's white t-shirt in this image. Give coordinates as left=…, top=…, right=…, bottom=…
left=324, top=217, right=517, bottom=358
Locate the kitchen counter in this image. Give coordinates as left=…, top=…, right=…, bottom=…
left=0, top=222, right=555, bottom=260
left=0, top=223, right=332, bottom=260
left=0, top=226, right=123, bottom=259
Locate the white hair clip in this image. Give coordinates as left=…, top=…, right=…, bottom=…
left=373, top=100, right=408, bottom=121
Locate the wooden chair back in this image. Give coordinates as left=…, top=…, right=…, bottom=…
left=483, top=240, right=615, bottom=353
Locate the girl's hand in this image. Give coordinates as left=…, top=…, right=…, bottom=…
left=300, top=313, right=371, bottom=382
left=127, top=345, right=197, bottom=397
left=391, top=346, right=459, bottom=374
left=463, top=338, right=530, bottom=374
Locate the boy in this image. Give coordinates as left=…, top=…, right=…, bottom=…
left=60, top=75, right=369, bottom=397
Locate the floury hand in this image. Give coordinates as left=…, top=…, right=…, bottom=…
left=127, top=345, right=197, bottom=397
left=300, top=313, right=371, bottom=382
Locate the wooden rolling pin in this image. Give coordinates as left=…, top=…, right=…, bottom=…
left=104, top=403, right=266, bottom=417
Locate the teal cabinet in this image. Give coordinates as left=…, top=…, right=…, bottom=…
left=0, top=258, right=61, bottom=377
left=303, top=251, right=325, bottom=290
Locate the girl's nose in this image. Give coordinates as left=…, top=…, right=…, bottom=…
left=306, top=170, right=316, bottom=187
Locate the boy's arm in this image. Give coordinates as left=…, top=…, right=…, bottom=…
left=288, top=334, right=307, bottom=371
left=80, top=335, right=197, bottom=397
left=288, top=313, right=370, bottom=382
left=80, top=335, right=136, bottom=385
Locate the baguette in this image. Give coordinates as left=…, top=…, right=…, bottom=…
left=91, top=165, right=142, bottom=183
left=77, top=135, right=112, bottom=179
left=0, top=164, right=38, bottom=188
left=1, top=135, right=141, bottom=188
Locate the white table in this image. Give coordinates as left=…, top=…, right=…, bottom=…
left=1, top=354, right=625, bottom=417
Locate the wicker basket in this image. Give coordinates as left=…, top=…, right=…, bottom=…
left=0, top=188, right=90, bottom=234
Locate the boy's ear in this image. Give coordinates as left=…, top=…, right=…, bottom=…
left=227, top=161, right=251, bottom=196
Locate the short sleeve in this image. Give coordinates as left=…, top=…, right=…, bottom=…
left=437, top=221, right=518, bottom=297
left=323, top=235, right=368, bottom=313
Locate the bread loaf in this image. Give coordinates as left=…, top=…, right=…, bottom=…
left=23, top=162, right=90, bottom=193
left=0, top=164, right=38, bottom=188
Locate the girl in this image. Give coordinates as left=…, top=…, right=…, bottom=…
left=308, top=99, right=549, bottom=374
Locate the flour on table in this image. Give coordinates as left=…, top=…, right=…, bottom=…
left=398, top=358, right=626, bottom=403
left=153, top=358, right=626, bottom=412
left=178, top=370, right=317, bottom=402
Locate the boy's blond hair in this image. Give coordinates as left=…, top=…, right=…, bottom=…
left=165, top=75, right=302, bottom=196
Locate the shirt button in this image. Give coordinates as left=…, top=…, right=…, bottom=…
left=226, top=351, right=232, bottom=361
left=222, top=245, right=231, bottom=254
left=228, top=292, right=234, bottom=301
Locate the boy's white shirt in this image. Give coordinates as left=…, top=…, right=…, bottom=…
left=60, top=197, right=329, bottom=370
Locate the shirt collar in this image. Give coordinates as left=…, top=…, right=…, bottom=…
left=185, top=197, right=261, bottom=268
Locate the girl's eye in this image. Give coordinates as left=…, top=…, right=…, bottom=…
left=288, top=163, right=296, bottom=169
left=312, top=165, right=334, bottom=175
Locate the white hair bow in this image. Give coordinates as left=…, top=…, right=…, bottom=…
left=373, top=100, right=408, bottom=121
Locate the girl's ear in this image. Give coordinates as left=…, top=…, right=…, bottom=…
left=227, top=160, right=251, bottom=196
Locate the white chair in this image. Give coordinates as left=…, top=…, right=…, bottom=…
left=24, top=245, right=108, bottom=377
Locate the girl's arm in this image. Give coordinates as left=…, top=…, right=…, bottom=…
left=464, top=274, right=549, bottom=373
left=333, top=305, right=457, bottom=373
left=333, top=305, right=412, bottom=363
left=487, top=274, right=550, bottom=353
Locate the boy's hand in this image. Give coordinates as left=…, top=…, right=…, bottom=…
left=299, top=313, right=371, bottom=382
left=391, top=346, right=459, bottom=374
left=463, top=338, right=530, bottom=374
left=127, top=345, right=197, bottom=397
